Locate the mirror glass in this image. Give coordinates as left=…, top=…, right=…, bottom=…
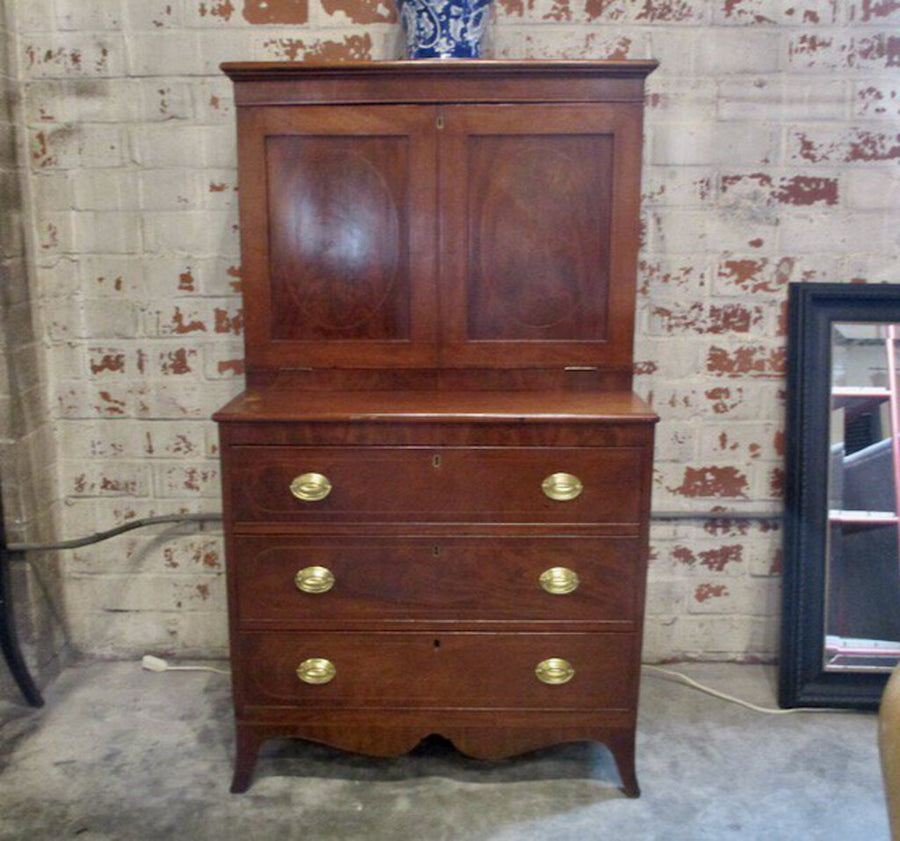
left=826, top=322, right=900, bottom=673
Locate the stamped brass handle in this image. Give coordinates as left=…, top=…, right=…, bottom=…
left=290, top=472, right=333, bottom=502
left=541, top=472, right=584, bottom=501
left=535, top=658, right=575, bottom=685
left=296, top=658, right=336, bottom=685
left=539, top=567, right=580, bottom=595
left=294, top=566, right=335, bottom=594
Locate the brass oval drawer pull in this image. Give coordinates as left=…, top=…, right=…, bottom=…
left=541, top=472, right=584, bottom=501
left=535, top=658, right=575, bottom=685
left=290, top=472, right=333, bottom=502
left=539, top=566, right=580, bottom=595
left=296, top=658, right=336, bottom=685
left=294, top=566, right=335, bottom=594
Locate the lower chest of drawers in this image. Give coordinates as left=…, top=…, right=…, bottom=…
left=216, top=409, right=655, bottom=794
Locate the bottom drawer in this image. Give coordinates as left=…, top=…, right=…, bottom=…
left=236, top=631, right=636, bottom=711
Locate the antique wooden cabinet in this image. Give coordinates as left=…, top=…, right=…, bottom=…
left=214, top=60, right=658, bottom=795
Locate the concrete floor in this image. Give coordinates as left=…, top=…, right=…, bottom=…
left=0, top=661, right=890, bottom=841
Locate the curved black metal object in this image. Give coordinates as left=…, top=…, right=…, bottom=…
left=0, top=505, right=44, bottom=707
left=1, top=511, right=222, bottom=706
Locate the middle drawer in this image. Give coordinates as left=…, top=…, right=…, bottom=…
left=227, top=446, right=644, bottom=525
left=233, top=535, right=640, bottom=626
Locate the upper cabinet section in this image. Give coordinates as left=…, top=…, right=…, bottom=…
left=243, top=104, right=439, bottom=370
left=223, top=61, right=657, bottom=386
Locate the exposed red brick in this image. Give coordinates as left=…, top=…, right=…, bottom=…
left=263, top=34, right=373, bottom=60
left=721, top=172, right=773, bottom=193
left=856, top=33, right=900, bottom=65
left=308, top=34, right=373, bottom=60
left=171, top=308, right=207, bottom=334
left=719, top=258, right=768, bottom=293
left=653, top=303, right=760, bottom=334
left=162, top=348, right=193, bottom=375
left=198, top=550, right=221, bottom=569
left=100, top=476, right=137, bottom=494
left=858, top=0, right=900, bottom=20
left=722, top=0, right=774, bottom=23
left=774, top=176, right=838, bottom=205
left=847, top=130, right=900, bottom=160
left=96, top=391, right=126, bottom=416
left=699, top=544, right=743, bottom=572
left=706, top=345, right=786, bottom=377
left=722, top=174, right=838, bottom=207
left=178, top=269, right=195, bottom=292
left=748, top=238, right=764, bottom=248
left=214, top=308, right=243, bottom=335
left=672, top=545, right=697, bottom=566
left=640, top=261, right=705, bottom=296
left=170, top=435, right=196, bottom=455
left=795, top=129, right=900, bottom=162
left=636, top=0, right=697, bottom=20
left=703, top=518, right=751, bottom=536
left=496, top=0, right=526, bottom=14
left=774, top=257, right=797, bottom=285
left=31, top=131, right=56, bottom=168
left=544, top=0, right=573, bottom=20
left=633, top=360, right=658, bottom=375
left=90, top=353, right=126, bottom=375
left=607, top=37, right=633, bottom=59
left=244, top=0, right=309, bottom=24
left=584, top=0, right=624, bottom=19
left=695, top=583, right=728, bottom=602
left=769, top=547, right=784, bottom=575
left=668, top=466, right=749, bottom=499
left=773, top=429, right=785, bottom=457
left=791, top=33, right=833, bottom=59
left=705, top=387, right=743, bottom=415
left=775, top=299, right=788, bottom=337
left=858, top=85, right=899, bottom=116
left=769, top=466, right=785, bottom=497
left=200, top=1, right=236, bottom=19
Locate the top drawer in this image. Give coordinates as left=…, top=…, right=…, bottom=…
left=226, top=446, right=645, bottom=525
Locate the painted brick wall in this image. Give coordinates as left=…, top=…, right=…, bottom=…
left=4, top=0, right=899, bottom=665
left=0, top=0, right=67, bottom=696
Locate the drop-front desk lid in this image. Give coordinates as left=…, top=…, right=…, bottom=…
left=213, top=389, right=658, bottom=425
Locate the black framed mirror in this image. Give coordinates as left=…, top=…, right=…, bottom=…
left=781, top=282, right=900, bottom=709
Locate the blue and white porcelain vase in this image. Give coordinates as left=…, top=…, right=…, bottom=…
left=395, top=0, right=493, bottom=59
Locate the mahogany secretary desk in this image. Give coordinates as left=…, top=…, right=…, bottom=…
left=213, top=59, right=658, bottom=795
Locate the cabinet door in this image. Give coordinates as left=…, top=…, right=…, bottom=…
left=238, top=105, right=439, bottom=371
left=438, top=104, right=643, bottom=372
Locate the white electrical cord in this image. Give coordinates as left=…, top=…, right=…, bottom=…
left=138, top=656, right=858, bottom=714
left=141, top=655, right=230, bottom=676
left=643, top=664, right=858, bottom=715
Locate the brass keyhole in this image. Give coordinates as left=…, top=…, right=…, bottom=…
left=432, top=454, right=442, bottom=469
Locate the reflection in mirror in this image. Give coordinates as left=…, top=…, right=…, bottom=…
left=826, top=322, right=900, bottom=673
